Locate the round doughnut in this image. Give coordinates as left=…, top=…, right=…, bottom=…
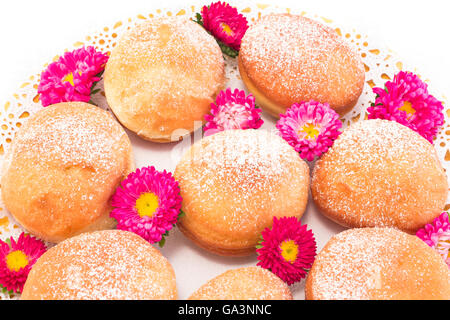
left=239, top=14, right=365, bottom=117
left=21, top=230, right=177, bottom=300
left=189, top=267, right=292, bottom=300
left=1, top=102, right=134, bottom=243
left=174, top=129, right=309, bottom=256
left=311, top=119, right=448, bottom=233
left=104, top=17, right=225, bottom=143
left=306, top=228, right=450, bottom=300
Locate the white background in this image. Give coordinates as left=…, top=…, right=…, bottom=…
left=1, top=0, right=449, bottom=100
left=0, top=0, right=449, bottom=300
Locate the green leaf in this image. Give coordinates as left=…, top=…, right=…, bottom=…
left=91, top=88, right=101, bottom=95
left=5, top=238, right=11, bottom=246
left=95, top=70, right=105, bottom=78
left=178, top=209, right=186, bottom=219
left=158, top=237, right=166, bottom=248
left=1, top=285, right=16, bottom=295
left=217, top=40, right=239, bottom=58
left=193, top=13, right=203, bottom=27
left=157, top=230, right=170, bottom=248
left=255, top=234, right=265, bottom=250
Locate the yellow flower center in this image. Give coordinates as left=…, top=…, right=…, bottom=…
left=221, top=22, right=233, bottom=36
left=63, top=72, right=75, bottom=86
left=280, top=240, right=299, bottom=264
left=6, top=250, right=28, bottom=272
left=135, top=192, right=159, bottom=218
left=299, top=123, right=320, bottom=140
left=399, top=101, right=416, bottom=116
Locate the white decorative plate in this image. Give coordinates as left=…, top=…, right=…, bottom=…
left=0, top=3, right=448, bottom=300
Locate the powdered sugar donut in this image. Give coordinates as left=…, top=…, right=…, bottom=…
left=21, top=230, right=177, bottom=300
left=239, top=14, right=365, bottom=117
left=189, top=267, right=292, bottom=300
left=306, top=228, right=450, bottom=300
left=104, top=17, right=225, bottom=143
left=1, top=102, right=134, bottom=243
left=174, top=129, right=310, bottom=256
left=311, top=119, right=448, bottom=233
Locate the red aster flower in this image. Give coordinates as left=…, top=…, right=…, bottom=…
left=256, top=217, right=317, bottom=285
left=0, top=233, right=47, bottom=293
left=368, top=71, right=444, bottom=143
left=417, top=212, right=450, bottom=267
left=196, top=2, right=249, bottom=57
left=204, top=88, right=263, bottom=136
left=110, top=166, right=183, bottom=246
left=276, top=101, right=342, bottom=161
left=38, top=46, right=109, bottom=107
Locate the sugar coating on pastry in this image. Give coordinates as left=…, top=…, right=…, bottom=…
left=174, top=129, right=309, bottom=256
left=239, top=14, right=365, bottom=117
left=21, top=230, right=177, bottom=300
left=104, top=17, right=225, bottom=142
left=189, top=267, right=292, bottom=300
left=311, top=119, right=448, bottom=233
left=306, top=228, right=450, bottom=300
left=1, top=102, right=134, bottom=243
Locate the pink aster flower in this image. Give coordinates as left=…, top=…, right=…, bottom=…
left=0, top=233, right=47, bottom=293
left=256, top=217, right=317, bottom=285
left=276, top=101, right=342, bottom=161
left=110, top=166, right=182, bottom=246
left=204, top=88, right=263, bottom=136
left=200, top=2, right=248, bottom=52
left=38, top=46, right=109, bottom=107
left=417, top=212, right=450, bottom=267
left=368, top=71, right=444, bottom=143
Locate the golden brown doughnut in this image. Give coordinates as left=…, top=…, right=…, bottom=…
left=189, top=267, right=292, bottom=300
left=104, top=17, right=225, bottom=143
left=174, top=129, right=309, bottom=256
left=239, top=14, right=365, bottom=117
left=1, top=102, right=134, bottom=243
left=305, top=228, right=450, bottom=300
left=21, top=230, right=177, bottom=300
left=311, top=119, right=448, bottom=233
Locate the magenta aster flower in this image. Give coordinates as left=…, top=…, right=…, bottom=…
left=368, top=71, right=444, bottom=143
left=276, top=101, right=342, bottom=161
left=256, top=217, right=317, bottom=285
left=197, top=2, right=248, bottom=56
left=417, top=212, right=450, bottom=267
left=0, top=233, right=47, bottom=293
left=204, top=88, right=263, bottom=136
left=110, top=166, right=182, bottom=246
left=38, top=46, right=109, bottom=107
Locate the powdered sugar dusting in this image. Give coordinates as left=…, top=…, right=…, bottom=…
left=104, top=17, right=225, bottom=138
left=175, top=129, right=309, bottom=246
left=312, top=119, right=448, bottom=232
left=239, top=14, right=364, bottom=108
left=1, top=103, right=133, bottom=241
left=189, top=267, right=292, bottom=300
left=308, top=228, right=450, bottom=300
left=8, top=104, right=129, bottom=172
left=22, top=230, right=177, bottom=300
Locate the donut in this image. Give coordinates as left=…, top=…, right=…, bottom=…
left=1, top=102, right=134, bottom=243
left=239, top=14, right=365, bottom=117
left=189, top=267, right=292, bottom=300
left=311, top=119, right=448, bottom=233
left=174, top=129, right=309, bottom=256
left=306, top=228, right=450, bottom=300
left=21, top=230, right=177, bottom=300
left=104, top=17, right=225, bottom=143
